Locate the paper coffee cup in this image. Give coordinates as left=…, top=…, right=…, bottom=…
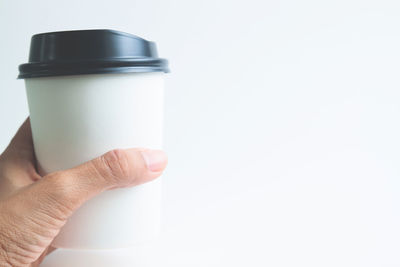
left=18, top=30, right=169, bottom=249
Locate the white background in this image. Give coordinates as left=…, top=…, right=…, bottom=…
left=1, top=0, right=400, bottom=266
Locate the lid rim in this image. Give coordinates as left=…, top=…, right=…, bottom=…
left=18, top=65, right=169, bottom=79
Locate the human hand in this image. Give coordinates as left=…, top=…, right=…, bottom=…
left=0, top=119, right=168, bottom=266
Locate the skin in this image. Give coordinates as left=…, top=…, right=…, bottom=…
left=0, top=119, right=168, bottom=266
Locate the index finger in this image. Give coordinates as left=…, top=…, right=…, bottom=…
left=1, top=117, right=36, bottom=168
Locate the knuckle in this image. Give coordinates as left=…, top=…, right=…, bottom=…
left=98, top=149, right=132, bottom=182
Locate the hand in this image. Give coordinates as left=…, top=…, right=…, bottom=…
left=0, top=119, right=168, bottom=267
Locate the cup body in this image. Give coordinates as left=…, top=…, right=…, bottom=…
left=25, top=72, right=164, bottom=249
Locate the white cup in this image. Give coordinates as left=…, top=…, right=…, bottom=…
left=19, top=30, right=169, bottom=249
left=25, top=72, right=165, bottom=248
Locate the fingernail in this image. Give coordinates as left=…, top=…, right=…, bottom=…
left=140, top=150, right=168, bottom=172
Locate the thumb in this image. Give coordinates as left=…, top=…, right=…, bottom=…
left=25, top=148, right=167, bottom=219
left=0, top=148, right=167, bottom=265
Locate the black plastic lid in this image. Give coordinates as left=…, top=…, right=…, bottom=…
left=18, top=29, right=169, bottom=79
